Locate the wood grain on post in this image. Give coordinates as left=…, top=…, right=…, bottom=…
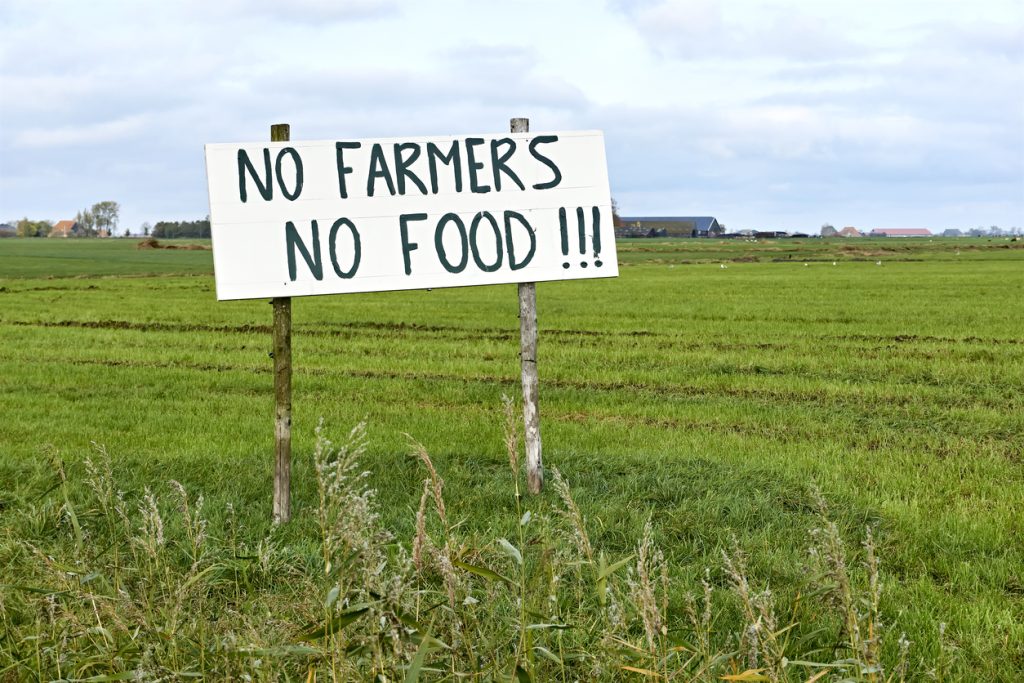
left=271, top=123, right=292, bottom=524
left=512, top=117, right=543, bottom=494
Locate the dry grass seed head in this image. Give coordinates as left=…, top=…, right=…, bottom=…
left=413, top=478, right=431, bottom=572
left=722, top=537, right=785, bottom=681
left=630, top=518, right=665, bottom=652
left=169, top=480, right=207, bottom=558
left=137, top=487, right=164, bottom=559
left=84, top=442, right=115, bottom=516
left=314, top=421, right=392, bottom=584
left=406, top=436, right=446, bottom=527
left=502, top=393, right=520, bottom=478
left=895, top=633, right=911, bottom=682
left=550, top=467, right=593, bottom=564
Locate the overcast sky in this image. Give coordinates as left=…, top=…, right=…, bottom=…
left=2, top=0, right=1022, bottom=233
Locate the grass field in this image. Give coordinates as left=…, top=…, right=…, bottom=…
left=1, top=237, right=1022, bottom=680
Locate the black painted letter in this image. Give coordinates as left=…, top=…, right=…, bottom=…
left=286, top=220, right=323, bottom=281
left=238, top=148, right=273, bottom=202
left=367, top=143, right=396, bottom=197
left=275, top=147, right=303, bottom=201
left=490, top=138, right=524, bottom=191
left=470, top=211, right=503, bottom=272
left=434, top=213, right=468, bottom=273
left=426, top=141, right=462, bottom=194
left=399, top=213, right=428, bottom=275
left=504, top=210, right=536, bottom=270
left=465, top=138, right=491, bottom=194
left=335, top=142, right=361, bottom=198
left=328, top=218, right=361, bottom=279
left=394, top=143, right=428, bottom=195
left=529, top=135, right=562, bottom=190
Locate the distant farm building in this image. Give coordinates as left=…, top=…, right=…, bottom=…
left=839, top=226, right=862, bottom=237
left=49, top=220, right=83, bottom=238
left=0, top=223, right=15, bottom=238
left=617, top=216, right=723, bottom=238
left=870, top=228, right=932, bottom=238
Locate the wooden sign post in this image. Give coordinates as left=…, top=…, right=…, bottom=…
left=511, top=117, right=543, bottom=494
left=271, top=123, right=292, bottom=524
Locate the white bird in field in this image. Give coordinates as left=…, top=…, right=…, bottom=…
left=876, top=260, right=882, bottom=266
left=832, top=261, right=837, bottom=266
left=803, top=263, right=809, bottom=267
left=720, top=263, right=727, bottom=269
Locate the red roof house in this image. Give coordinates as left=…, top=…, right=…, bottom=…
left=49, top=220, right=82, bottom=238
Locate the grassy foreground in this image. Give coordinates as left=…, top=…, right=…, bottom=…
left=0, top=237, right=1022, bottom=680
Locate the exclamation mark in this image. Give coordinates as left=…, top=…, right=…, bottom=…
left=559, top=207, right=570, bottom=268
left=592, top=206, right=603, bottom=267
left=576, top=207, right=588, bottom=268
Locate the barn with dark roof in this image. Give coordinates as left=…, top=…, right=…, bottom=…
left=616, top=216, right=723, bottom=238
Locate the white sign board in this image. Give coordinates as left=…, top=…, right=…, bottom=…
left=205, top=130, right=617, bottom=300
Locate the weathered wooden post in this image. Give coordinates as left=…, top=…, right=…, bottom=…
left=511, top=116, right=543, bottom=494
left=271, top=123, right=292, bottom=524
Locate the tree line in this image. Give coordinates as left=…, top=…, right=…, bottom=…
left=12, top=201, right=120, bottom=237
left=150, top=219, right=211, bottom=239
left=13, top=219, right=54, bottom=237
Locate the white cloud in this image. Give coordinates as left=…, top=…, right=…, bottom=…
left=178, top=0, right=398, bottom=23
left=14, top=115, right=152, bottom=148
left=616, top=0, right=863, bottom=62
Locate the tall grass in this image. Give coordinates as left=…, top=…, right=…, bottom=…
left=0, top=409, right=945, bottom=681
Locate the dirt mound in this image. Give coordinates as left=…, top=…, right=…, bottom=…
left=136, top=238, right=210, bottom=251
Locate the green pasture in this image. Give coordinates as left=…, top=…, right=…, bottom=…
left=0, top=237, right=213, bottom=278
left=0, top=237, right=1022, bottom=679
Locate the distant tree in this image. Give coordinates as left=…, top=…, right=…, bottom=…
left=611, top=197, right=623, bottom=228
left=123, top=227, right=131, bottom=237
left=821, top=223, right=838, bottom=238
left=92, top=201, right=120, bottom=237
left=140, top=221, right=152, bottom=237
left=16, top=218, right=52, bottom=237
left=76, top=209, right=97, bottom=236
left=152, top=218, right=211, bottom=239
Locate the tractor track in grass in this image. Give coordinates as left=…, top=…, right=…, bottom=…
left=6, top=317, right=649, bottom=341
left=18, top=354, right=1015, bottom=415
left=827, top=333, right=1024, bottom=346
left=0, top=317, right=791, bottom=350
